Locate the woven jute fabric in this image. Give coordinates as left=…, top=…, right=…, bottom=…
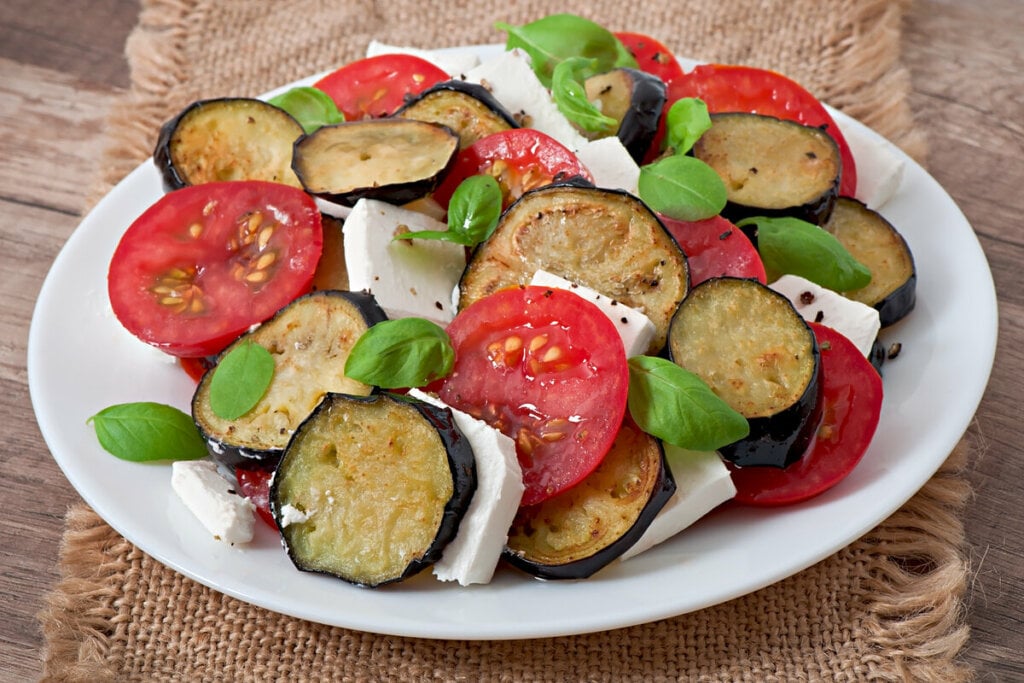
left=41, top=0, right=970, bottom=680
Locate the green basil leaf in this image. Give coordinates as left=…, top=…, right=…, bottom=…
left=268, top=86, right=344, bottom=134
left=208, top=340, right=275, bottom=419
left=495, top=14, right=636, bottom=87
left=664, top=98, right=712, bottom=154
left=89, top=402, right=208, bottom=462
left=637, top=155, right=728, bottom=221
left=396, top=175, right=502, bottom=247
left=551, top=57, right=618, bottom=134
left=627, top=356, right=749, bottom=451
left=738, top=216, right=873, bottom=291
left=345, top=318, right=455, bottom=388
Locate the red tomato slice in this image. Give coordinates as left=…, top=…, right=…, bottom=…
left=178, top=356, right=213, bottom=383
left=313, top=54, right=449, bottom=121
left=431, top=128, right=593, bottom=209
left=108, top=180, right=323, bottom=358
left=659, top=214, right=766, bottom=285
left=669, top=64, right=857, bottom=197
left=436, top=286, right=629, bottom=506
left=727, top=322, right=883, bottom=506
left=615, top=32, right=686, bottom=92
left=235, top=465, right=277, bottom=530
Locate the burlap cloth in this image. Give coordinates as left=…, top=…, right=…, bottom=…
left=39, top=0, right=975, bottom=680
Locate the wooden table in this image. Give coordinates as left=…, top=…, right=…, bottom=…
left=2, top=1, right=1021, bottom=679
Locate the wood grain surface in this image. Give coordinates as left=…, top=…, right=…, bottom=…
left=1, top=1, right=1021, bottom=679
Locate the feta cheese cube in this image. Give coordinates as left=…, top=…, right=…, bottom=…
left=619, top=447, right=735, bottom=561
left=408, top=389, right=524, bottom=586
left=573, top=136, right=640, bottom=195
left=530, top=270, right=656, bottom=357
left=171, top=460, right=255, bottom=544
left=343, top=199, right=466, bottom=325
left=769, top=274, right=881, bottom=357
left=841, top=119, right=906, bottom=210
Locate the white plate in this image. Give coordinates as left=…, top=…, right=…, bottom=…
left=28, top=46, right=997, bottom=640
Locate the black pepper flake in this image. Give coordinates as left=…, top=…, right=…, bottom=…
left=814, top=310, right=825, bottom=323
left=749, top=166, right=758, bottom=175
left=887, top=342, right=903, bottom=359
left=799, top=291, right=815, bottom=305
left=620, top=317, right=629, bottom=324
left=806, top=151, right=818, bottom=160
left=719, top=230, right=732, bottom=240
left=543, top=289, right=553, bottom=297
left=434, top=301, right=443, bottom=310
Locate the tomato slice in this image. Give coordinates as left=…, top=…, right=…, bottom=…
left=614, top=32, right=687, bottom=95
left=313, top=54, right=449, bottom=121
left=108, top=180, right=323, bottom=358
left=235, top=464, right=277, bottom=530
left=659, top=214, right=766, bottom=285
left=436, top=286, right=629, bottom=506
left=431, top=128, right=593, bottom=209
left=727, top=322, right=883, bottom=506
left=669, top=64, right=857, bottom=197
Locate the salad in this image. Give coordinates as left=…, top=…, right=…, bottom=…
left=88, top=14, right=915, bottom=588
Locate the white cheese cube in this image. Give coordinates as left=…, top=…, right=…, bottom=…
left=840, top=119, right=906, bottom=210
left=463, top=49, right=588, bottom=151
left=573, top=136, right=640, bottom=195
left=409, top=389, right=524, bottom=586
left=530, top=270, right=655, bottom=357
left=769, top=274, right=881, bottom=357
left=171, top=460, right=255, bottom=544
left=619, top=447, right=735, bottom=561
left=343, top=199, right=466, bottom=325
left=364, top=40, right=482, bottom=77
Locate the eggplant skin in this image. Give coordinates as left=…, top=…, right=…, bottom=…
left=394, top=80, right=519, bottom=148
left=270, top=392, right=477, bottom=588
left=503, top=420, right=675, bottom=580
left=822, top=197, right=917, bottom=327
left=154, top=97, right=305, bottom=192
left=458, top=183, right=689, bottom=353
left=192, top=289, right=387, bottom=472
left=693, top=113, right=841, bottom=225
left=292, top=119, right=459, bottom=206
left=583, top=67, right=666, bottom=163
left=668, top=277, right=821, bottom=468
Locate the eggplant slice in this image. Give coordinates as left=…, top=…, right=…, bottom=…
left=192, top=290, right=386, bottom=471
left=822, top=197, right=916, bottom=327
left=154, top=97, right=305, bottom=191
left=293, top=119, right=459, bottom=206
left=582, top=67, right=666, bottom=163
left=504, top=419, right=675, bottom=580
left=693, top=112, right=841, bottom=225
left=270, top=392, right=477, bottom=588
left=310, top=215, right=350, bottom=292
left=394, top=80, right=519, bottom=148
left=458, top=183, right=689, bottom=353
left=668, top=277, right=821, bottom=468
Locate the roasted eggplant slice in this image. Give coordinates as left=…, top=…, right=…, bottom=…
left=693, top=112, right=841, bottom=225
left=292, top=119, right=459, bottom=206
left=394, top=80, right=518, bottom=148
left=192, top=290, right=386, bottom=471
left=504, top=419, right=675, bottom=580
left=668, top=277, right=821, bottom=468
left=582, top=67, right=666, bottom=163
left=270, top=392, right=477, bottom=587
left=154, top=97, right=305, bottom=191
left=457, top=184, right=689, bottom=353
left=822, top=197, right=916, bottom=327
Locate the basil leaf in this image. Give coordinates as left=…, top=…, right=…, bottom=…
left=664, top=98, right=712, bottom=154
left=396, top=175, right=502, bottom=247
left=268, top=86, right=344, bottom=134
left=208, top=340, right=275, bottom=419
left=738, top=216, right=872, bottom=291
left=551, top=57, right=618, bottom=134
left=637, top=155, right=727, bottom=221
left=627, top=356, right=749, bottom=451
left=89, top=402, right=208, bottom=462
left=345, top=318, right=455, bottom=388
left=495, top=14, right=636, bottom=87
